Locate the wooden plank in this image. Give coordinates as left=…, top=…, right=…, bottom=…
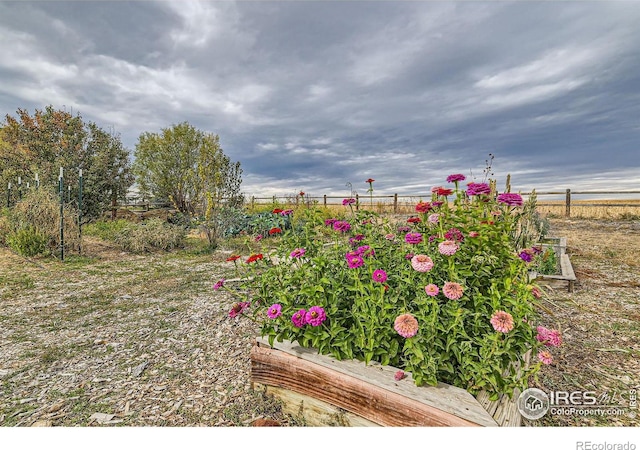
left=254, top=383, right=381, bottom=427
left=252, top=338, right=498, bottom=427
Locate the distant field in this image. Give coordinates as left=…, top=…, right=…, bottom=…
left=536, top=199, right=640, bottom=219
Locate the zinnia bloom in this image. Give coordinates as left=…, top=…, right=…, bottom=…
left=531, top=286, right=542, bottom=299
left=436, top=187, right=453, bottom=197
left=291, top=309, right=307, bottom=328
left=428, top=213, right=440, bottom=224
left=280, top=209, right=294, bottom=216
left=346, top=254, right=364, bottom=269
left=228, top=301, right=250, bottom=319
left=299, top=191, right=305, bottom=196
left=497, top=193, right=523, bottom=206
left=407, top=217, right=421, bottom=224
left=411, top=254, right=434, bottom=272
left=468, top=231, right=479, bottom=238
left=269, top=227, right=282, bottom=235
left=267, top=303, right=282, bottom=319
left=394, top=313, right=419, bottom=338
left=385, top=233, right=396, bottom=241
left=397, top=226, right=410, bottom=233
left=490, top=310, right=515, bottom=333
left=254, top=234, right=263, bottom=242
left=446, top=173, right=466, bottom=183
left=324, top=218, right=337, bottom=227
left=536, top=326, right=562, bottom=347
left=213, top=279, right=225, bottom=291
left=357, top=245, right=374, bottom=257
left=333, top=221, right=352, bottom=232
left=432, top=201, right=443, bottom=208
left=272, top=208, right=284, bottom=214
left=405, top=232, right=423, bottom=244
left=519, top=250, right=533, bottom=263
left=443, top=281, right=464, bottom=300
left=246, top=253, right=264, bottom=263
left=342, top=198, right=356, bottom=205
left=466, top=182, right=491, bottom=196
left=438, top=240, right=459, bottom=256
left=372, top=269, right=388, bottom=283
left=305, top=306, right=327, bottom=326
left=415, top=201, right=432, bottom=213
left=445, top=228, right=464, bottom=242
left=365, top=178, right=375, bottom=184
left=290, top=248, right=306, bottom=258
left=425, top=284, right=439, bottom=296
left=538, top=350, right=553, bottom=365
left=226, top=255, right=241, bottom=262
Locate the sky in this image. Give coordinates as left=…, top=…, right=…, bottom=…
left=1, top=0, right=640, bottom=199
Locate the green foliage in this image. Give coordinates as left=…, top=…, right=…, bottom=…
left=6, top=225, right=48, bottom=257
left=532, top=247, right=558, bottom=275
left=84, top=219, right=130, bottom=241
left=1, top=105, right=134, bottom=221
left=220, top=174, right=555, bottom=398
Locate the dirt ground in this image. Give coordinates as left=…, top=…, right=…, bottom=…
left=0, top=218, right=638, bottom=427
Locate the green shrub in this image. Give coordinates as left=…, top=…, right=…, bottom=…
left=6, top=225, right=48, bottom=257
left=84, top=219, right=131, bottom=241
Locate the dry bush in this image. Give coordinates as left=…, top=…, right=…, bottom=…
left=2, top=189, right=80, bottom=255
left=113, top=218, right=186, bottom=253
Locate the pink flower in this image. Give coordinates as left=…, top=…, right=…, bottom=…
left=291, top=309, right=307, bottom=328
left=411, top=254, right=434, bottom=272
left=438, top=240, right=459, bottom=256
left=427, top=213, right=440, bottom=224
left=531, top=286, right=542, bottom=299
left=305, top=306, right=327, bottom=326
left=497, top=193, right=524, bottom=206
left=490, top=310, right=514, bottom=333
left=394, top=314, right=419, bottom=338
left=442, top=281, right=464, bottom=300
left=405, top=232, right=423, bottom=245
left=425, top=284, right=439, bottom=296
left=254, top=234, right=263, bottom=242
left=394, top=370, right=407, bottom=381
left=228, top=302, right=250, bottom=319
left=466, top=182, right=491, bottom=196
left=290, top=248, right=306, bottom=258
left=346, top=254, right=364, bottom=269
left=445, top=228, right=464, bottom=242
left=384, top=233, right=396, bottom=240
left=446, top=173, right=466, bottom=183
left=213, top=279, right=225, bottom=291
left=267, top=304, right=282, bottom=319
left=342, top=198, right=356, bottom=206
left=357, top=245, right=374, bottom=257
left=468, top=231, right=479, bottom=238
left=333, top=221, right=351, bottom=232
left=538, top=350, right=553, bottom=365
left=372, top=269, right=388, bottom=283
left=536, top=326, right=562, bottom=347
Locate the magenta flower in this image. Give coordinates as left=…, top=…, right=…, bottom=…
left=446, top=173, right=466, bottom=183
left=519, top=250, right=533, bottom=263
left=425, top=284, right=439, bottom=296
left=411, top=254, right=434, bottom=272
left=438, top=240, right=459, bottom=256
left=228, top=301, right=250, bottom=319
left=324, top=218, right=337, bottom=227
left=357, top=245, right=374, bottom=257
left=290, top=248, right=306, bottom=258
left=445, top=228, right=464, bottom=242
left=291, top=309, right=307, bottom=328
left=466, top=182, right=491, bottom=196
left=497, top=193, right=524, bottom=206
left=405, top=232, right=423, bottom=245
left=213, top=279, right=225, bottom=291
left=280, top=209, right=294, bottom=216
left=342, top=198, right=356, bottom=206
left=394, top=314, right=419, bottom=338
left=333, top=221, right=351, bottom=232
left=397, top=226, right=411, bottom=233
left=267, top=303, right=282, bottom=319
left=305, top=306, right=327, bottom=326
left=443, top=281, right=464, bottom=300
left=538, top=350, right=553, bottom=365
left=372, top=269, right=388, bottom=283
left=490, top=310, right=515, bottom=333
left=346, top=254, right=364, bottom=269
left=254, top=234, right=263, bottom=242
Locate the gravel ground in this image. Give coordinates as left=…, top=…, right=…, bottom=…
left=1, top=218, right=638, bottom=427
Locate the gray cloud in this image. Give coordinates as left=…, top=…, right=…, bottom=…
left=1, top=1, right=639, bottom=198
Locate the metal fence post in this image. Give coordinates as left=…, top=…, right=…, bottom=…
left=59, top=168, right=64, bottom=261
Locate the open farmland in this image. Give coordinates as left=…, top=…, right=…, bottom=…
left=0, top=217, right=638, bottom=427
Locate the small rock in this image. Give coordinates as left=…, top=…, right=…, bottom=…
left=31, top=420, right=52, bottom=427
left=132, top=362, right=148, bottom=377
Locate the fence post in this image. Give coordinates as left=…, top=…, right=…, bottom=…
left=394, top=193, right=398, bottom=214
left=323, top=194, right=327, bottom=207
left=6, top=182, right=10, bottom=208
left=251, top=196, right=255, bottom=210
left=355, top=193, right=360, bottom=210
left=565, top=189, right=571, bottom=218
left=59, top=168, right=64, bottom=261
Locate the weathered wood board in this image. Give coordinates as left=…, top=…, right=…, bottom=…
left=251, top=337, right=500, bottom=427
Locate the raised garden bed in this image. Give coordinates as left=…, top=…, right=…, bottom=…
left=530, top=237, right=576, bottom=292
left=250, top=337, right=526, bottom=427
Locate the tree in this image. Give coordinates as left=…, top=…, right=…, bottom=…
left=1, top=106, right=134, bottom=221
left=133, top=122, right=243, bottom=219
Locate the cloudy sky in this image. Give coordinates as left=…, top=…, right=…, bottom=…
left=1, top=1, right=639, bottom=198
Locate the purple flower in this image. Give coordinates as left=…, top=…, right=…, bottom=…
left=497, top=193, right=524, bottom=206
left=519, top=250, right=533, bottom=263
left=466, top=182, right=491, bottom=196
left=372, top=269, right=388, bottom=283
left=428, top=235, right=437, bottom=243
left=349, top=234, right=365, bottom=246
left=342, top=198, right=356, bottom=206
left=290, top=248, right=306, bottom=258
left=305, top=306, right=327, bottom=326
left=446, top=173, right=466, bottom=183
left=357, top=245, right=374, bottom=257
left=280, top=209, right=294, bottom=216
left=213, top=279, right=225, bottom=291
left=346, top=253, right=364, bottom=269
left=291, top=309, right=307, bottom=328
left=267, top=304, right=282, bottom=319
left=404, top=232, right=423, bottom=245
left=324, top=218, right=337, bottom=227
left=445, top=227, right=464, bottom=243
left=431, top=201, right=443, bottom=208
left=397, top=226, right=411, bottom=233
left=333, top=221, right=352, bottom=232
left=404, top=253, right=414, bottom=260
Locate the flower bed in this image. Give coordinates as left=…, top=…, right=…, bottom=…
left=217, top=174, right=563, bottom=409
